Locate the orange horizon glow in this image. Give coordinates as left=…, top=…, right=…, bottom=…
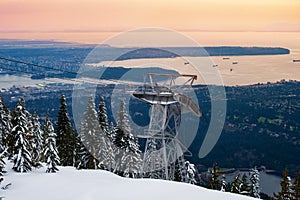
left=0, top=0, right=299, bottom=33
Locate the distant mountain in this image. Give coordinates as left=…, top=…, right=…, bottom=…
left=114, top=47, right=290, bottom=60
left=0, top=39, right=95, bottom=48
left=0, top=39, right=289, bottom=57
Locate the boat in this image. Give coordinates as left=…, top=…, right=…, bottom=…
left=223, top=57, right=230, bottom=60
left=293, top=59, right=300, bottom=62
left=232, top=62, right=238, bottom=64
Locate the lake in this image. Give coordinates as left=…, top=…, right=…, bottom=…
left=226, top=171, right=282, bottom=197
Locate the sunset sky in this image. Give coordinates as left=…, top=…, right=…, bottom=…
left=0, top=0, right=299, bottom=33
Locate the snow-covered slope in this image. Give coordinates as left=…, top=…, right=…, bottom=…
left=2, top=162, right=256, bottom=200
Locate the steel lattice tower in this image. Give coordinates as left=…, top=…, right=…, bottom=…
left=133, top=73, right=201, bottom=180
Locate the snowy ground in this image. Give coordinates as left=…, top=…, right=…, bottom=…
left=1, top=161, right=256, bottom=200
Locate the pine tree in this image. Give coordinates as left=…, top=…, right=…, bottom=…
left=78, top=96, right=101, bottom=169
left=240, top=173, right=250, bottom=196
left=30, top=112, right=43, bottom=167
left=293, top=171, right=300, bottom=200
left=0, top=147, right=7, bottom=185
left=181, top=160, right=197, bottom=184
left=0, top=97, right=12, bottom=150
left=98, top=96, right=109, bottom=133
left=274, top=168, right=293, bottom=200
left=249, top=166, right=261, bottom=198
left=142, top=139, right=163, bottom=179
left=11, top=98, right=33, bottom=172
left=209, top=163, right=220, bottom=190
left=97, top=97, right=115, bottom=171
left=117, top=100, right=131, bottom=137
left=43, top=115, right=60, bottom=173
left=103, top=124, right=116, bottom=172
left=231, top=173, right=241, bottom=194
left=113, top=126, right=127, bottom=175
left=114, top=100, right=142, bottom=177
left=174, top=159, right=182, bottom=182
left=122, top=151, right=141, bottom=178
left=56, top=94, right=77, bottom=166
left=220, top=174, right=227, bottom=192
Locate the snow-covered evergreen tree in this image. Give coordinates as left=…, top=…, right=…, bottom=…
left=174, top=159, right=182, bottom=182
left=209, top=162, right=220, bottom=189
left=231, top=173, right=241, bottom=194
left=0, top=147, right=7, bottom=185
left=113, top=126, right=127, bottom=175
left=274, top=168, right=293, bottom=200
left=43, top=115, right=60, bottom=173
left=126, top=131, right=142, bottom=176
left=109, top=122, right=117, bottom=141
left=220, top=174, right=227, bottom=192
left=240, top=173, right=250, bottom=196
left=114, top=100, right=142, bottom=176
left=181, top=160, right=197, bottom=184
left=116, top=100, right=131, bottom=137
left=122, top=151, right=141, bottom=178
left=293, top=171, right=300, bottom=200
left=249, top=166, right=260, bottom=198
left=142, top=139, right=163, bottom=179
left=11, top=98, right=33, bottom=173
left=0, top=97, right=12, bottom=150
left=78, top=96, right=101, bottom=169
left=100, top=122, right=116, bottom=172
left=97, top=98, right=115, bottom=171
left=98, top=96, right=109, bottom=133
left=0, top=98, right=8, bottom=182
left=30, top=112, right=43, bottom=167
left=56, top=94, right=78, bottom=166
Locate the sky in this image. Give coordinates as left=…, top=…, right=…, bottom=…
left=0, top=0, right=299, bottom=33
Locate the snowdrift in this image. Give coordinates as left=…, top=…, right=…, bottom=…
left=2, top=162, right=256, bottom=200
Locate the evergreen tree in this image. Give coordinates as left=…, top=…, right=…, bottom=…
left=56, top=94, right=77, bottom=166
left=122, top=151, right=141, bottom=178
left=174, top=159, right=182, bottom=182
left=114, top=100, right=142, bottom=176
left=97, top=97, right=115, bottom=171
left=78, top=96, right=101, bottom=169
left=11, top=98, right=33, bottom=172
left=240, top=173, right=250, bottom=196
left=0, top=147, right=7, bottom=185
left=220, top=174, right=227, bottom=192
left=113, top=126, right=128, bottom=175
left=103, top=124, right=116, bottom=172
left=181, top=160, right=197, bottom=184
left=0, top=97, right=12, bottom=150
left=231, top=173, right=241, bottom=194
left=249, top=166, right=261, bottom=198
left=209, top=163, right=220, bottom=190
left=293, top=171, right=300, bottom=200
left=117, top=100, right=131, bottom=137
left=274, top=168, right=293, bottom=200
left=30, top=112, right=43, bottom=167
left=42, top=115, right=60, bottom=173
left=142, top=139, right=163, bottom=179
left=98, top=96, right=109, bottom=133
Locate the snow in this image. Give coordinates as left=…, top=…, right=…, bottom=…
left=2, top=161, right=257, bottom=200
